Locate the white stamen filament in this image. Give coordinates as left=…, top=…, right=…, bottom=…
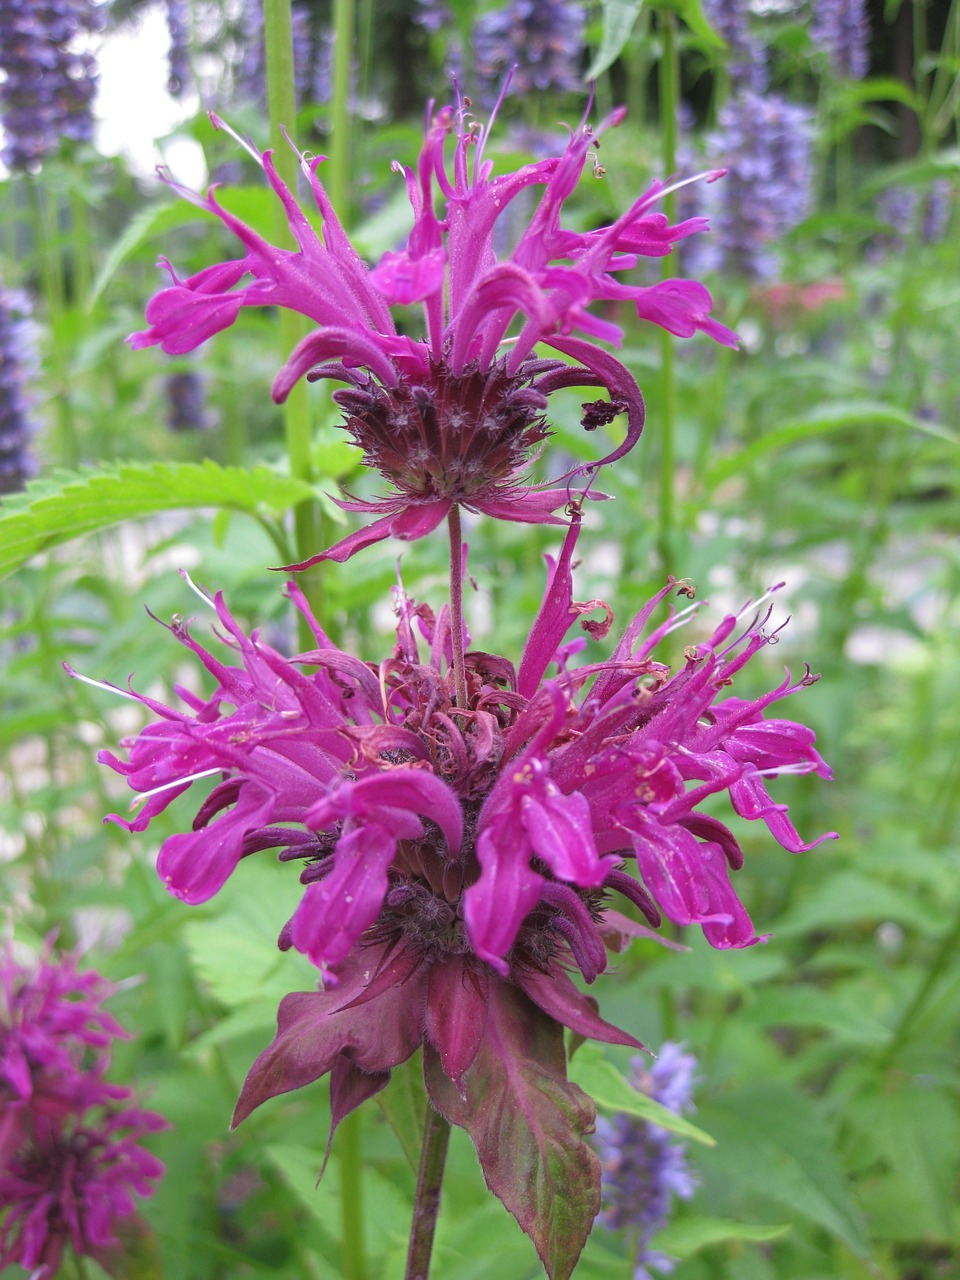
left=63, top=666, right=142, bottom=703
left=129, top=767, right=225, bottom=810
left=208, top=112, right=264, bottom=169
left=733, top=583, right=785, bottom=627
left=662, top=600, right=704, bottom=635
left=179, top=569, right=216, bottom=609
left=754, top=762, right=818, bottom=777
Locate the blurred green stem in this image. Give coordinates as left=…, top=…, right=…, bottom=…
left=656, top=8, right=679, bottom=577
left=914, top=0, right=931, bottom=134
left=339, top=1109, right=367, bottom=1280
left=29, top=176, right=79, bottom=469
left=330, top=0, right=355, bottom=218
left=70, top=187, right=93, bottom=309
left=264, top=0, right=323, bottom=633
left=878, top=895, right=960, bottom=1071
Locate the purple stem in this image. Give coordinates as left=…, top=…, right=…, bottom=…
left=404, top=1105, right=452, bottom=1280
left=448, top=506, right=468, bottom=708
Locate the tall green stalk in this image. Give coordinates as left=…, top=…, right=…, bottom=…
left=330, top=0, right=355, bottom=218
left=656, top=8, right=680, bottom=577
left=29, top=176, right=79, bottom=469
left=263, top=0, right=322, bottom=625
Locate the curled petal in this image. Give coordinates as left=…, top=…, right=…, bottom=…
left=464, top=823, right=544, bottom=974
left=288, top=823, right=397, bottom=974
left=633, top=278, right=739, bottom=347
left=157, top=784, right=275, bottom=904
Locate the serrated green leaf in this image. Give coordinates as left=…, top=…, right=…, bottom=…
left=567, top=1044, right=715, bottom=1146
left=651, top=1215, right=792, bottom=1258
left=695, top=1083, right=870, bottom=1257
left=586, top=0, right=644, bottom=81
left=0, top=461, right=316, bottom=579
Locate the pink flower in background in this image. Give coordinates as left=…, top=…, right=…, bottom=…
left=129, top=90, right=736, bottom=562
left=0, top=945, right=167, bottom=1276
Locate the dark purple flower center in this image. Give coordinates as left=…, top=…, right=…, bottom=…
left=331, top=356, right=550, bottom=502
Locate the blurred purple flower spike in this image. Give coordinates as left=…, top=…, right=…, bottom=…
left=0, top=942, right=167, bottom=1276
left=129, top=89, right=737, bottom=562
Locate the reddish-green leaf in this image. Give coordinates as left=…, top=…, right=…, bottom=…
left=424, top=982, right=600, bottom=1280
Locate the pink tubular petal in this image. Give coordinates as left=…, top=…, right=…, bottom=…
left=729, top=766, right=838, bottom=852
left=628, top=813, right=732, bottom=926
left=128, top=278, right=246, bottom=354
left=517, top=516, right=582, bottom=698
left=279, top=500, right=450, bottom=569
left=288, top=823, right=397, bottom=971
left=370, top=245, right=447, bottom=306
left=521, top=787, right=614, bottom=887
left=272, top=327, right=399, bottom=402
left=542, top=336, right=645, bottom=472
left=464, top=824, right=544, bottom=974
left=471, top=487, right=575, bottom=525
left=306, top=769, right=463, bottom=855
left=156, top=784, right=275, bottom=904
left=633, top=278, right=740, bottom=347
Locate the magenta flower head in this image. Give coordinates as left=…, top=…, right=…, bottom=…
left=71, top=523, right=833, bottom=1277
left=0, top=943, right=167, bottom=1277
left=128, top=88, right=737, bottom=563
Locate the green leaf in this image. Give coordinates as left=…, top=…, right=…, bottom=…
left=695, top=1083, right=871, bottom=1257
left=88, top=199, right=200, bottom=310
left=424, top=985, right=600, bottom=1280
left=675, top=0, right=726, bottom=47
left=568, top=1043, right=716, bottom=1146
left=585, top=0, right=644, bottom=81
left=706, top=402, right=958, bottom=488
left=847, top=1082, right=960, bottom=1240
left=265, top=1142, right=410, bottom=1269
left=0, top=461, right=316, bottom=579
left=742, top=986, right=890, bottom=1046
left=772, top=870, right=947, bottom=938
left=375, top=1057, right=428, bottom=1174
left=650, top=1215, right=792, bottom=1258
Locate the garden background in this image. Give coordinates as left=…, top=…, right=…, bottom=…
left=1, top=0, right=958, bottom=1277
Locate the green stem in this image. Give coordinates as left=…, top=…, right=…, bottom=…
left=29, top=175, right=79, bottom=469
left=877, top=895, right=960, bottom=1071
left=447, top=506, right=469, bottom=707
left=329, top=0, right=355, bottom=219
left=70, top=186, right=93, bottom=310
left=914, top=0, right=930, bottom=138
left=656, top=8, right=679, bottom=578
left=405, top=1107, right=452, bottom=1280
left=339, top=1109, right=367, bottom=1280
left=263, top=0, right=323, bottom=637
